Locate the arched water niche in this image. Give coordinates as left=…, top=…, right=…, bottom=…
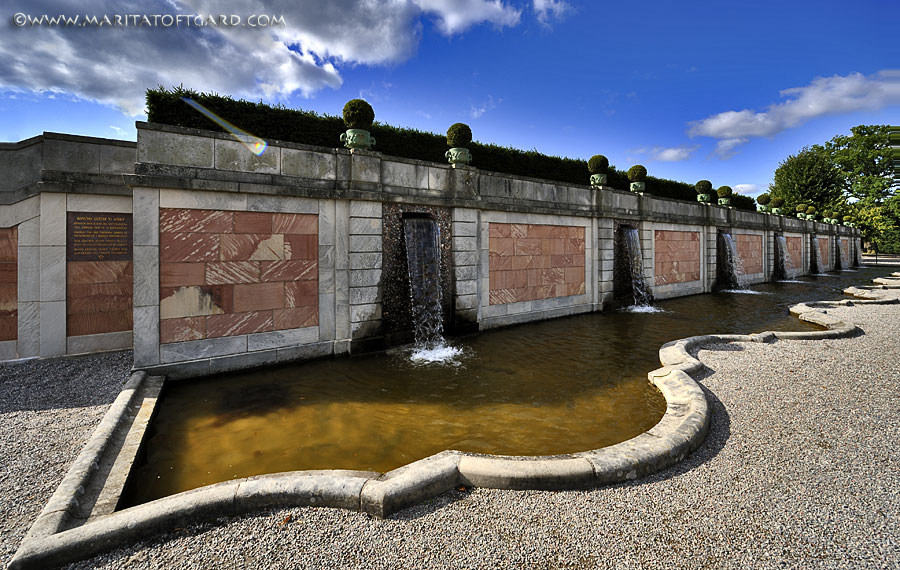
left=381, top=204, right=454, bottom=349
left=613, top=222, right=652, bottom=308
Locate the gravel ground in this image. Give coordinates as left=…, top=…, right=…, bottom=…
left=0, top=351, right=132, bottom=565
left=3, top=287, right=899, bottom=569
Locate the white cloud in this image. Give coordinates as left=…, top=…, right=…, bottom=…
left=733, top=184, right=760, bottom=195
left=413, top=0, right=520, bottom=34
left=470, top=94, right=498, bottom=119
left=0, top=0, right=522, bottom=116
left=358, top=82, right=394, bottom=102
left=653, top=145, right=700, bottom=162
left=632, top=144, right=700, bottom=162
left=713, top=138, right=748, bottom=159
left=688, top=70, right=900, bottom=157
left=533, top=0, right=570, bottom=26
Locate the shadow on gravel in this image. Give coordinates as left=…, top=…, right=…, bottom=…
left=390, top=487, right=470, bottom=521
left=622, top=383, right=730, bottom=489
left=0, top=350, right=132, bottom=413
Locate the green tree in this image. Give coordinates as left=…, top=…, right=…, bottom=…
left=770, top=125, right=899, bottom=252
left=769, top=145, right=844, bottom=215
left=825, top=125, right=899, bottom=252
left=825, top=125, right=893, bottom=202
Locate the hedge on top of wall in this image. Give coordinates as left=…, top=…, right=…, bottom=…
left=146, top=87, right=719, bottom=204
left=731, top=194, right=756, bottom=211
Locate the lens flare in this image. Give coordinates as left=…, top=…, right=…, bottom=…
left=181, top=97, right=267, bottom=156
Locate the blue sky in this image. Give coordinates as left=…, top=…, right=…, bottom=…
left=2, top=0, right=898, bottom=197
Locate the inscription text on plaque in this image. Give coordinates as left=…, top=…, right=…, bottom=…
left=66, top=212, right=133, bottom=261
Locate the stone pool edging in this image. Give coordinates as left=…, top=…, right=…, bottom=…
left=8, top=283, right=897, bottom=570
left=19, top=371, right=150, bottom=543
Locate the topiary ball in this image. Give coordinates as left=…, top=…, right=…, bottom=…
left=796, top=204, right=807, bottom=213
left=695, top=180, right=712, bottom=194
left=717, top=185, right=733, bottom=198
left=588, top=155, right=609, bottom=174
left=447, top=122, right=473, bottom=148
left=771, top=197, right=785, bottom=208
left=627, top=165, right=647, bottom=182
left=806, top=206, right=816, bottom=215
left=756, top=194, right=771, bottom=205
left=342, top=99, right=375, bottom=130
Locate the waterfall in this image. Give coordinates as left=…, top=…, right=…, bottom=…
left=402, top=217, right=446, bottom=351
left=623, top=228, right=652, bottom=307
left=774, top=236, right=795, bottom=281
left=811, top=237, right=824, bottom=274
left=718, top=232, right=748, bottom=290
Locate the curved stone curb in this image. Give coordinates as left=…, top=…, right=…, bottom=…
left=20, top=371, right=148, bottom=544
left=9, top=471, right=377, bottom=570
left=13, top=277, right=899, bottom=569
left=10, top=376, right=709, bottom=569
left=843, top=286, right=888, bottom=300
left=872, top=277, right=900, bottom=288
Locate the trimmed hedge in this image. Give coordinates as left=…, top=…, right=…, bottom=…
left=627, top=165, right=647, bottom=182
left=447, top=123, right=472, bottom=148
left=731, top=194, right=755, bottom=211
left=588, top=155, right=609, bottom=174
left=145, top=87, right=699, bottom=201
left=342, top=99, right=374, bottom=130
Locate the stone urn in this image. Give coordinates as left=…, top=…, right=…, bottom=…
left=590, top=173, right=607, bottom=187
left=758, top=205, right=769, bottom=213
left=771, top=208, right=782, bottom=215
left=630, top=181, right=645, bottom=193
left=697, top=194, right=711, bottom=203
left=718, top=197, right=731, bottom=206
left=340, top=129, right=375, bottom=150
left=445, top=147, right=472, bottom=165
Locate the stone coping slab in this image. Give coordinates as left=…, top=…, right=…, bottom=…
left=872, top=277, right=900, bottom=288
left=9, top=277, right=899, bottom=569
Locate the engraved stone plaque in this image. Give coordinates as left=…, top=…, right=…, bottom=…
left=66, top=212, right=133, bottom=261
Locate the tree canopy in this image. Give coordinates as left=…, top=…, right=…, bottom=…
left=769, top=145, right=843, bottom=214
left=769, top=125, right=899, bottom=253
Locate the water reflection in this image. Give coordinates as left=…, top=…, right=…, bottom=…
left=122, top=267, right=884, bottom=507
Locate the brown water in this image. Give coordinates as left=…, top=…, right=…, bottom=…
left=122, top=268, right=883, bottom=507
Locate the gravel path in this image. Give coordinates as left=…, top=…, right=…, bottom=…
left=0, top=351, right=132, bottom=565
left=4, top=288, right=900, bottom=569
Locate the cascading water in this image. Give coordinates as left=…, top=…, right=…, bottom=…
left=839, top=240, right=849, bottom=269
left=717, top=232, right=748, bottom=290
left=811, top=237, right=824, bottom=274
left=774, top=235, right=795, bottom=281
left=623, top=228, right=653, bottom=308
left=402, top=217, right=459, bottom=363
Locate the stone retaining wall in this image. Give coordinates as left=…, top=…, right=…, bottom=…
left=0, top=124, right=861, bottom=368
